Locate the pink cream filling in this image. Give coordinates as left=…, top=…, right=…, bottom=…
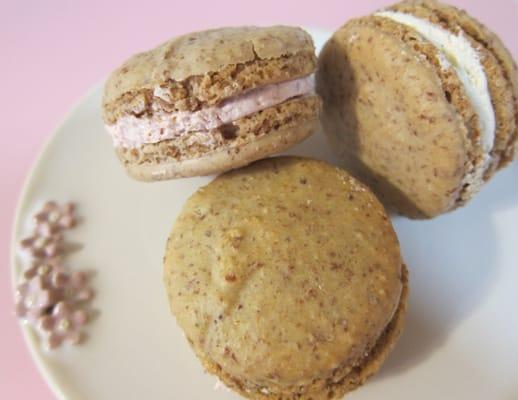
left=107, top=74, right=315, bottom=148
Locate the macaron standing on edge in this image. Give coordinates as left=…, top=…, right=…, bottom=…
left=164, top=157, right=408, bottom=399
left=317, top=0, right=518, bottom=218
left=102, top=26, right=322, bottom=181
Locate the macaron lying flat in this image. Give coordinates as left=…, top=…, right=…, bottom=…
left=164, top=157, right=408, bottom=399
left=103, top=26, right=321, bottom=181
left=317, top=0, right=518, bottom=218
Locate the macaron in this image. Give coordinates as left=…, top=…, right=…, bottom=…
left=317, top=0, right=518, bottom=218
left=102, top=26, right=321, bottom=181
left=164, top=156, right=408, bottom=399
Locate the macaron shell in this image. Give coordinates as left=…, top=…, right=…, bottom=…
left=388, top=0, right=517, bottom=182
left=401, top=0, right=518, bottom=167
left=164, top=157, right=404, bottom=396
left=318, top=18, right=467, bottom=218
left=117, top=96, right=321, bottom=180
left=103, top=26, right=315, bottom=108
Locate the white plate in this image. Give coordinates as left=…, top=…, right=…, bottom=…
left=11, top=28, right=518, bottom=400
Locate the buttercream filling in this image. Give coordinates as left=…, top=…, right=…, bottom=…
left=375, top=11, right=496, bottom=158
left=107, top=74, right=315, bottom=148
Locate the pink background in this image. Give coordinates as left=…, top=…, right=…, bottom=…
left=1, top=0, right=517, bottom=398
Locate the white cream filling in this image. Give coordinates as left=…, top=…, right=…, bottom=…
left=375, top=11, right=496, bottom=155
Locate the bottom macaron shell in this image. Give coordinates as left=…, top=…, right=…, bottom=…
left=318, top=20, right=468, bottom=218
left=121, top=117, right=320, bottom=180
left=206, top=265, right=408, bottom=400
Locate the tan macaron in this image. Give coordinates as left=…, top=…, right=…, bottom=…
left=164, top=156, right=408, bottom=399
left=102, top=26, right=321, bottom=181
left=317, top=0, right=518, bottom=218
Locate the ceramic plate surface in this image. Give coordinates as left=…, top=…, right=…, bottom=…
left=11, top=29, right=518, bottom=400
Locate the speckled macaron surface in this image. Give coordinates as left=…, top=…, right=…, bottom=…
left=164, top=157, right=407, bottom=399
left=102, top=26, right=321, bottom=181
left=317, top=0, right=518, bottom=218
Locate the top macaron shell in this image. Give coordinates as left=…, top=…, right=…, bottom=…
left=164, top=157, right=405, bottom=398
left=318, top=17, right=468, bottom=217
left=103, top=26, right=316, bottom=114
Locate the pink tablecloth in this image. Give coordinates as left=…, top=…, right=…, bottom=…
left=2, top=0, right=517, bottom=398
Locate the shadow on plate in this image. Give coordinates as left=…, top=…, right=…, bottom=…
left=376, top=160, right=518, bottom=379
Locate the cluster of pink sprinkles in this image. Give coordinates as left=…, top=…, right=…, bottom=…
left=15, top=201, right=94, bottom=350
